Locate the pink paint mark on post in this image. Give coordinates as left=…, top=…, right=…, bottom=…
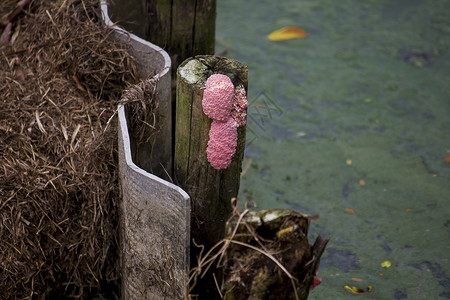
left=202, top=74, right=247, bottom=170
left=202, top=74, right=234, bottom=122
left=206, top=118, right=238, bottom=170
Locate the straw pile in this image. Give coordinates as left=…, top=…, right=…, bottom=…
left=0, top=0, right=138, bottom=298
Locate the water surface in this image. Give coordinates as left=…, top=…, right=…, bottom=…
left=217, top=0, right=450, bottom=298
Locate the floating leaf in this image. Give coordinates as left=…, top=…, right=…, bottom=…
left=268, top=27, right=307, bottom=41
left=344, top=286, right=358, bottom=293
left=406, top=209, right=411, bottom=212
left=359, top=179, right=366, bottom=186
left=346, top=159, right=352, bottom=165
left=344, top=285, right=372, bottom=294
left=381, top=260, right=391, bottom=268
left=445, top=155, right=450, bottom=163
left=351, top=277, right=363, bottom=282
left=345, top=208, right=355, bottom=215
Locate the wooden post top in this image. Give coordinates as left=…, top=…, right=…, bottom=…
left=178, top=55, right=247, bottom=90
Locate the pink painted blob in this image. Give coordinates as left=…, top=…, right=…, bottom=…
left=202, top=74, right=247, bottom=170
left=202, top=74, right=234, bottom=122
left=206, top=118, right=238, bottom=170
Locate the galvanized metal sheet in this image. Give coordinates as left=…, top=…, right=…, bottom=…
left=101, top=1, right=190, bottom=299
left=118, top=105, right=190, bottom=299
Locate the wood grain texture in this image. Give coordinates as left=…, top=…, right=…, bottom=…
left=145, top=0, right=216, bottom=83
left=175, top=55, right=247, bottom=298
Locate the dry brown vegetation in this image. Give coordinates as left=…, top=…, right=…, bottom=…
left=0, top=0, right=138, bottom=298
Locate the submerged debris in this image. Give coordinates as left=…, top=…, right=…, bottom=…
left=185, top=204, right=328, bottom=300
left=222, top=209, right=328, bottom=300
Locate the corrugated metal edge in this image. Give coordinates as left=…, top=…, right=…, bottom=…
left=100, top=0, right=171, bottom=80
left=117, top=103, right=190, bottom=207
left=100, top=1, right=190, bottom=299
left=118, top=104, right=190, bottom=299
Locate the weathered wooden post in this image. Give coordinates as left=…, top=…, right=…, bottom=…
left=111, top=0, right=216, bottom=95
left=111, top=0, right=216, bottom=66
left=144, top=0, right=216, bottom=80
left=110, top=0, right=217, bottom=177
left=175, top=55, right=248, bottom=298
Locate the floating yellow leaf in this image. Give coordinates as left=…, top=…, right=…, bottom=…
left=344, top=285, right=359, bottom=293
left=406, top=208, right=411, bottom=212
left=344, top=285, right=372, bottom=294
left=346, top=159, right=352, bottom=165
left=381, top=260, right=391, bottom=268
left=345, top=208, right=355, bottom=215
left=268, top=27, right=307, bottom=41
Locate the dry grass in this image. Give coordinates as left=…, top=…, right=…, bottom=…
left=0, top=0, right=138, bottom=298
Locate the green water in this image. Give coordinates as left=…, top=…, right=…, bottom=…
left=217, top=0, right=450, bottom=299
